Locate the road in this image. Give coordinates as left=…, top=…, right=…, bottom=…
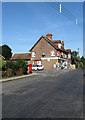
left=2, top=69, right=83, bottom=118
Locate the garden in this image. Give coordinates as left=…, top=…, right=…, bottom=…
left=1, top=59, right=28, bottom=78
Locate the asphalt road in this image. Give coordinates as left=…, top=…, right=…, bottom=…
left=2, top=69, right=83, bottom=118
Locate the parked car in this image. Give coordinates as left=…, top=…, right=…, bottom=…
left=32, top=65, right=44, bottom=71
left=37, top=65, right=44, bottom=70
left=32, top=65, right=38, bottom=71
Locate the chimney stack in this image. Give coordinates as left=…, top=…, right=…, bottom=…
left=62, top=41, right=64, bottom=49
left=46, top=33, right=52, bottom=40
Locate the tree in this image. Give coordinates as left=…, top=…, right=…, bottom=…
left=0, top=46, right=2, bottom=55
left=0, top=57, right=6, bottom=70
left=80, top=56, right=85, bottom=69
left=71, top=51, right=78, bottom=65
left=2, top=45, right=12, bottom=60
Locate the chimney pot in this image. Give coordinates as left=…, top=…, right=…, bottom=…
left=62, top=41, right=64, bottom=49
left=46, top=33, right=52, bottom=40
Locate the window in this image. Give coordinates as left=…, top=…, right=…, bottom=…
left=68, top=54, right=71, bottom=59
left=58, top=43, right=61, bottom=49
left=42, top=52, right=45, bottom=57
left=57, top=51, right=60, bottom=56
left=65, top=54, right=67, bottom=58
left=51, top=50, right=55, bottom=56
left=32, top=52, right=36, bottom=57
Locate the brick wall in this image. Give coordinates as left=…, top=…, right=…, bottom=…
left=42, top=59, right=58, bottom=70
left=31, top=38, right=57, bottom=59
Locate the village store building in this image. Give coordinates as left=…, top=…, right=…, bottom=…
left=29, top=33, right=71, bottom=70
left=11, top=33, right=71, bottom=70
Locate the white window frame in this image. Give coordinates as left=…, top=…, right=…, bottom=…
left=51, top=50, right=55, bottom=56
left=65, top=54, right=67, bottom=58
left=68, top=54, right=71, bottom=59
left=58, top=43, right=61, bottom=49
left=32, top=52, right=36, bottom=57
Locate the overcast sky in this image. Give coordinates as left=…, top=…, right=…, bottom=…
left=2, top=2, right=83, bottom=56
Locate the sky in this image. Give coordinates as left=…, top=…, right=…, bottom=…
left=2, top=2, right=83, bottom=56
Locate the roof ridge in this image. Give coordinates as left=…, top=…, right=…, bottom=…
left=14, top=53, right=31, bottom=55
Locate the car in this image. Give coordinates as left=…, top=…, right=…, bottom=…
left=32, top=65, right=38, bottom=71
left=32, top=65, right=44, bottom=71
left=37, top=65, right=44, bottom=70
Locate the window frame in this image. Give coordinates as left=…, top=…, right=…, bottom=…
left=32, top=52, right=36, bottom=57
left=51, top=50, right=55, bottom=56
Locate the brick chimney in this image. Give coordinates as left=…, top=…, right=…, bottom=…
left=46, top=33, right=52, bottom=40
left=61, top=41, right=64, bottom=49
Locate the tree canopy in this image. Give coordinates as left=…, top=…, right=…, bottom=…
left=2, top=45, right=12, bottom=60
left=71, top=51, right=78, bottom=65
left=71, top=51, right=85, bottom=69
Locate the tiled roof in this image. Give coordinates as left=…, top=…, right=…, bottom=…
left=51, top=40, right=61, bottom=43
left=29, top=35, right=68, bottom=54
left=65, top=49, right=71, bottom=54
left=11, top=53, right=31, bottom=60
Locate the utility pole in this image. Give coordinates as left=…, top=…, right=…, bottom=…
left=78, top=48, right=79, bottom=68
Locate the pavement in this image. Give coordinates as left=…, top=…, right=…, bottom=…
left=2, top=69, right=84, bottom=118
left=0, top=72, right=38, bottom=82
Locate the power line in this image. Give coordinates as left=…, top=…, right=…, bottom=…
left=46, top=1, right=82, bottom=27
left=47, top=2, right=75, bottom=22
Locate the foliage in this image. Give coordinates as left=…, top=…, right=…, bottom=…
left=79, top=62, right=83, bottom=69
left=0, top=46, right=2, bottom=55
left=22, top=64, right=28, bottom=74
left=80, top=56, right=85, bottom=69
left=5, top=59, right=28, bottom=75
left=6, top=61, right=19, bottom=76
left=16, top=59, right=28, bottom=74
left=2, top=45, right=12, bottom=60
left=0, top=57, right=6, bottom=70
left=71, top=51, right=85, bottom=69
left=71, top=51, right=78, bottom=65
left=2, top=71, right=6, bottom=78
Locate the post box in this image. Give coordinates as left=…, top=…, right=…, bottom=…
left=29, top=64, right=32, bottom=73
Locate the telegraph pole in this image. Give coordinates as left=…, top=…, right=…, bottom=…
left=78, top=48, right=79, bottom=68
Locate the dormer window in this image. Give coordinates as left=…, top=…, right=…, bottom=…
left=32, top=52, right=36, bottom=57
left=58, top=43, right=61, bottom=49
left=51, top=50, right=55, bottom=56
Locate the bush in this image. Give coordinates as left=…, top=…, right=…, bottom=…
left=16, top=59, right=28, bottom=75
left=6, top=69, right=12, bottom=77
left=15, top=68, right=23, bottom=76
left=22, top=65, right=27, bottom=74
left=79, top=62, right=83, bottom=69
left=3, top=59, right=28, bottom=77
left=0, top=57, right=6, bottom=70
left=2, top=71, right=6, bottom=78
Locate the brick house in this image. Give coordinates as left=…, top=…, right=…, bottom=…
left=29, top=33, right=71, bottom=70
